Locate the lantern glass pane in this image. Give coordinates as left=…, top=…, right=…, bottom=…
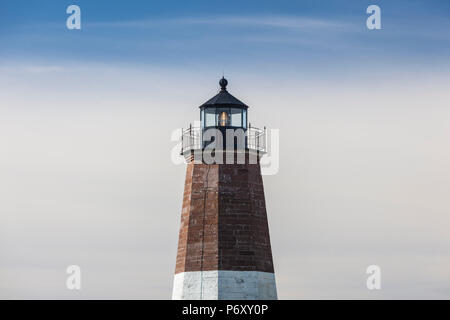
left=205, top=108, right=216, bottom=127
left=231, top=108, right=242, bottom=127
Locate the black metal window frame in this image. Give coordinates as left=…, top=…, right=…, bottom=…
left=200, top=107, right=247, bottom=129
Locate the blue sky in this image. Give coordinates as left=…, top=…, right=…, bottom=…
left=1, top=0, right=449, bottom=75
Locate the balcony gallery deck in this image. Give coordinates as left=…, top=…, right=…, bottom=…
left=181, top=127, right=266, bottom=164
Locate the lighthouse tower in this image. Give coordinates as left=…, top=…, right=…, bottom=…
left=172, top=78, right=277, bottom=300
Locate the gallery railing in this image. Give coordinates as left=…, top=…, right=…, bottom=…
left=181, top=125, right=266, bottom=154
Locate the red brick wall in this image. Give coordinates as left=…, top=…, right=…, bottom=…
left=175, top=158, right=274, bottom=274
left=218, top=164, right=274, bottom=273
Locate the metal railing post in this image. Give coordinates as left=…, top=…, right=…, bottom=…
left=264, top=126, right=266, bottom=152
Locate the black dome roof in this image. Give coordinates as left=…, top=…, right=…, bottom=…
left=199, top=77, right=249, bottom=109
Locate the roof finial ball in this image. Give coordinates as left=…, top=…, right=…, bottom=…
left=219, top=77, right=228, bottom=91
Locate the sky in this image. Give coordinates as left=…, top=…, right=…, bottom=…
left=1, top=0, right=450, bottom=72
left=0, top=0, right=450, bottom=299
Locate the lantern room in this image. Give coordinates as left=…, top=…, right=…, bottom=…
left=199, top=77, right=248, bottom=130
left=180, top=77, right=266, bottom=156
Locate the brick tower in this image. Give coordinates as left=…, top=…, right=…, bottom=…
left=172, top=78, right=277, bottom=300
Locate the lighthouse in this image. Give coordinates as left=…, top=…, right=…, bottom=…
left=172, top=78, right=277, bottom=300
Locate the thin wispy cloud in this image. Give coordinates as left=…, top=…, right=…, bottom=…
left=22, top=65, right=66, bottom=73
left=87, top=15, right=351, bottom=30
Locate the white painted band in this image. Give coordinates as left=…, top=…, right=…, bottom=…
left=172, top=270, right=277, bottom=300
